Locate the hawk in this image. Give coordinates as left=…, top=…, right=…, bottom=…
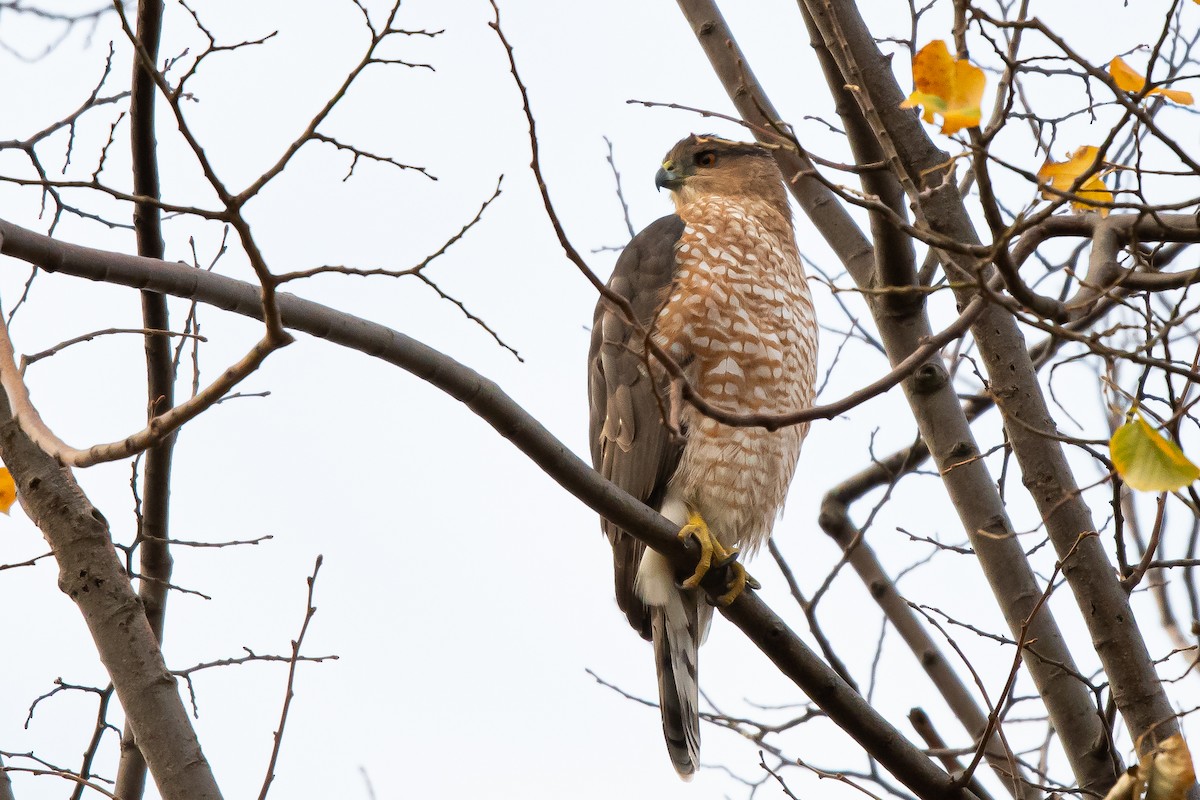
left=588, top=134, right=818, bottom=777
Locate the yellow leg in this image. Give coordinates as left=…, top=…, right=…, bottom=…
left=677, top=510, right=760, bottom=605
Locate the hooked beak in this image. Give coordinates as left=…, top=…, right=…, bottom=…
left=655, top=165, right=683, bottom=192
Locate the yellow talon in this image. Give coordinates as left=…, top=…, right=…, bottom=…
left=677, top=510, right=715, bottom=590
left=677, top=510, right=759, bottom=604
left=717, top=563, right=749, bottom=606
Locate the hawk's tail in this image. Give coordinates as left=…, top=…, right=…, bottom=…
left=651, top=587, right=706, bottom=779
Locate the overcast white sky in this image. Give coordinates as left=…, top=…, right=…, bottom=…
left=1, top=1, right=1197, bottom=799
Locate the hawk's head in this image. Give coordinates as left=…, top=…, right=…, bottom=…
left=655, top=134, right=787, bottom=212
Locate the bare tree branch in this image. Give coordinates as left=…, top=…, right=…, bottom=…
left=0, top=215, right=980, bottom=800
left=115, top=1, right=176, bottom=794
left=257, top=556, right=323, bottom=800
left=675, top=0, right=1121, bottom=792
left=0, top=388, right=223, bottom=800
left=800, top=0, right=1180, bottom=763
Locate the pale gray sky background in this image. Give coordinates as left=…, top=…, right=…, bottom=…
left=0, top=1, right=1195, bottom=798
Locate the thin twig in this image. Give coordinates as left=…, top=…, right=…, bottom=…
left=257, top=556, right=323, bottom=800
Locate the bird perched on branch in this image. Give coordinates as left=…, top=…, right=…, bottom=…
left=588, top=134, right=818, bottom=777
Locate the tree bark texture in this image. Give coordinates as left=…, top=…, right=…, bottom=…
left=0, top=390, right=222, bottom=800
left=118, top=0, right=176, bottom=794
left=674, top=0, right=1122, bottom=791
left=802, top=0, right=1178, bottom=760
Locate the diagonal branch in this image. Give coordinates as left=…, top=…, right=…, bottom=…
left=0, top=285, right=284, bottom=468
left=0, top=215, right=978, bottom=800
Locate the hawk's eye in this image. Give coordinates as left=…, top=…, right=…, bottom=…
left=695, top=151, right=717, bottom=167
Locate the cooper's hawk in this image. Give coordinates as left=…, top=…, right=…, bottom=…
left=588, top=134, right=818, bottom=777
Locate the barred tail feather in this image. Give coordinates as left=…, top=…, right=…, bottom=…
left=651, top=589, right=701, bottom=779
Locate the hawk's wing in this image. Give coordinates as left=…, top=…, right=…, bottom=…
left=588, top=214, right=686, bottom=641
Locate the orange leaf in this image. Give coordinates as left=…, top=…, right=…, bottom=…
left=1109, top=57, right=1193, bottom=105
left=899, top=40, right=985, bottom=135
left=1037, top=146, right=1114, bottom=216
left=0, top=468, right=15, bottom=515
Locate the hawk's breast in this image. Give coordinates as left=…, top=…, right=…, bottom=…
left=653, top=197, right=818, bottom=552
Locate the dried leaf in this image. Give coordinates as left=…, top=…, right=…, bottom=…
left=0, top=468, right=14, bottom=515
left=1102, top=734, right=1197, bottom=800
left=1110, top=411, right=1200, bottom=492
left=1143, top=735, right=1196, bottom=800
left=1037, top=146, right=1114, bottom=215
left=1105, top=769, right=1139, bottom=800
left=899, top=40, right=985, bottom=135
left=1110, top=57, right=1194, bottom=105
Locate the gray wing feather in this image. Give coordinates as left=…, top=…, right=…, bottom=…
left=588, top=214, right=686, bottom=640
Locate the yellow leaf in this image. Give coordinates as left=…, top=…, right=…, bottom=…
left=1037, top=146, right=1114, bottom=215
left=899, top=40, right=984, bottom=135
left=1110, top=411, right=1200, bottom=492
left=1110, top=56, right=1194, bottom=105
left=1102, top=734, right=1196, bottom=800
left=0, top=468, right=14, bottom=515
